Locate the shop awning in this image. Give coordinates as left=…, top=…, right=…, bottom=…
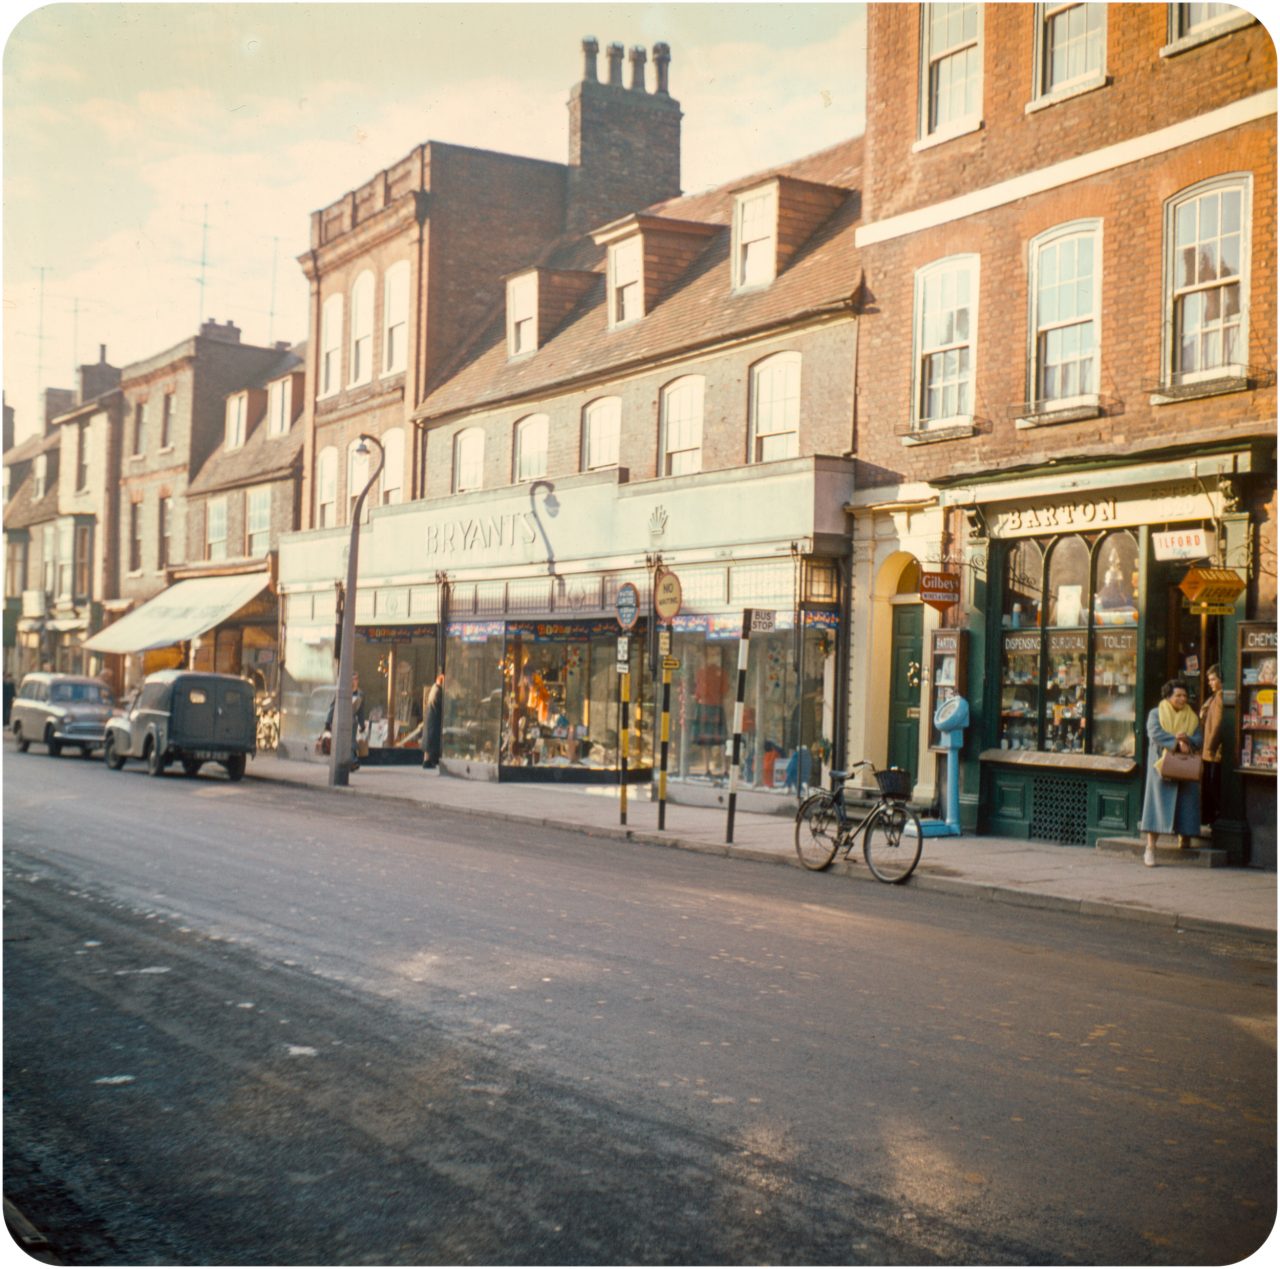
left=47, top=617, right=88, bottom=633
left=82, top=572, right=271, bottom=655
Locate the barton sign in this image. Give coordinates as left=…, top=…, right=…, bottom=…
left=920, top=571, right=962, bottom=615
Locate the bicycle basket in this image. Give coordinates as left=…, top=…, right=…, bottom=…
left=874, top=767, right=912, bottom=799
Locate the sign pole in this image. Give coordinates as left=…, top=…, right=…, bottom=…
left=613, top=586, right=639, bottom=828
left=619, top=670, right=630, bottom=826
left=726, top=610, right=753, bottom=844
left=658, top=631, right=671, bottom=831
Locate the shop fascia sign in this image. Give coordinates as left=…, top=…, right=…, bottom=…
left=983, top=482, right=1228, bottom=539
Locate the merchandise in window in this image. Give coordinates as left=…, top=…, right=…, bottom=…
left=443, top=621, right=506, bottom=764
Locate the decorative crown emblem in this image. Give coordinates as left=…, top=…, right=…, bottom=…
left=648, top=505, right=668, bottom=537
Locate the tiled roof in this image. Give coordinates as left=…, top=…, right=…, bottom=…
left=417, top=136, right=863, bottom=419
left=188, top=424, right=303, bottom=496
left=3, top=464, right=60, bottom=529
left=243, top=342, right=307, bottom=391
left=3, top=428, right=59, bottom=468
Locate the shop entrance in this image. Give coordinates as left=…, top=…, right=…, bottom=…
left=889, top=602, right=923, bottom=783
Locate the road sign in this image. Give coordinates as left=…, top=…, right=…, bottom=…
left=658, top=629, right=672, bottom=656
left=616, top=635, right=630, bottom=673
left=745, top=608, right=775, bottom=633
left=920, top=571, right=962, bottom=614
left=615, top=582, right=640, bottom=630
left=663, top=657, right=681, bottom=671
left=654, top=569, right=683, bottom=621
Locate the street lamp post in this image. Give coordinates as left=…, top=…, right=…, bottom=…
left=330, top=433, right=384, bottom=787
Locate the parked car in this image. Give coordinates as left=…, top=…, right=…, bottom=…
left=9, top=672, right=115, bottom=757
left=103, top=670, right=257, bottom=780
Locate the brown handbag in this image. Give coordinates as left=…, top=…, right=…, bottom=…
left=1158, top=749, right=1203, bottom=782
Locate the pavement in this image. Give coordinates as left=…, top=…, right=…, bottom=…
left=244, top=751, right=1278, bottom=944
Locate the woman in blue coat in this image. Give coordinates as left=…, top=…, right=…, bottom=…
left=1139, top=679, right=1202, bottom=866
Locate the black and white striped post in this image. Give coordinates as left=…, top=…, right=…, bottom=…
left=727, top=607, right=773, bottom=842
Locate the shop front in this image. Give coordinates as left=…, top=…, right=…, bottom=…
left=939, top=444, right=1272, bottom=859
left=277, top=456, right=854, bottom=794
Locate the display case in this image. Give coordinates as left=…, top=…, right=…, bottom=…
left=1044, top=630, right=1088, bottom=753
left=1091, top=628, right=1138, bottom=757
left=1238, top=622, right=1278, bottom=775
left=928, top=628, right=968, bottom=750
left=999, top=631, right=1040, bottom=751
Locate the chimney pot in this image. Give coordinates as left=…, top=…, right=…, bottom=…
left=629, top=45, right=647, bottom=92
left=581, top=36, right=599, bottom=82
left=99, top=344, right=107, bottom=363
left=653, top=43, right=671, bottom=95
left=606, top=42, right=625, bottom=86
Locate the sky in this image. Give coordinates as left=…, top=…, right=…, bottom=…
left=2, top=2, right=867, bottom=445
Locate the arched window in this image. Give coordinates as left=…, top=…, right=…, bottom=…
left=349, top=271, right=374, bottom=386
left=749, top=352, right=801, bottom=461
left=316, top=446, right=337, bottom=527
left=1047, top=535, right=1090, bottom=627
left=582, top=397, right=621, bottom=470
left=382, top=261, right=410, bottom=375
left=1093, top=531, right=1139, bottom=624
left=320, top=295, right=343, bottom=397
left=380, top=428, right=404, bottom=505
left=513, top=414, right=548, bottom=482
left=660, top=376, right=704, bottom=476
left=453, top=428, right=484, bottom=494
left=1003, top=539, right=1043, bottom=626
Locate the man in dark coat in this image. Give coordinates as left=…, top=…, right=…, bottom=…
left=324, top=673, right=366, bottom=770
left=422, top=673, right=445, bottom=770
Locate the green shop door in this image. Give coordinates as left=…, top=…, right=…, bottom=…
left=889, top=603, right=923, bottom=784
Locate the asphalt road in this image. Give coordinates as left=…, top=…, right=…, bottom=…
left=3, top=745, right=1276, bottom=1264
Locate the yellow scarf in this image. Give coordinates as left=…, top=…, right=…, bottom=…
left=1156, top=698, right=1199, bottom=766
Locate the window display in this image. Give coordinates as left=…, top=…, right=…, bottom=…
left=1092, top=629, right=1138, bottom=756
left=1000, top=632, right=1040, bottom=750
left=444, top=621, right=504, bottom=762
left=1238, top=622, right=1278, bottom=774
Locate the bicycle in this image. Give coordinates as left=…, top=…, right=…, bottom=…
left=794, top=761, right=923, bottom=884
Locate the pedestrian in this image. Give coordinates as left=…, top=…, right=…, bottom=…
left=2, top=669, right=15, bottom=726
left=1139, top=679, right=1203, bottom=866
left=324, top=672, right=366, bottom=770
left=422, top=672, right=445, bottom=770
left=1199, top=664, right=1226, bottom=830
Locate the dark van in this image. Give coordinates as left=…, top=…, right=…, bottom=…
left=103, top=670, right=257, bottom=780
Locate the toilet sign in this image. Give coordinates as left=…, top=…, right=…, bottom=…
left=920, top=571, right=962, bottom=614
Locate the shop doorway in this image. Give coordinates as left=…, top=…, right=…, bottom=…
left=889, top=602, right=923, bottom=783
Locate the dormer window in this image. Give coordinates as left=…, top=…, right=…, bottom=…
left=34, top=454, right=47, bottom=499
left=507, top=274, right=537, bottom=357
left=225, top=393, right=247, bottom=449
left=734, top=186, right=778, bottom=291
left=609, top=237, right=643, bottom=327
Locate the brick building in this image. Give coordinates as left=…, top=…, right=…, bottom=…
left=846, top=4, right=1276, bottom=860
left=277, top=41, right=863, bottom=797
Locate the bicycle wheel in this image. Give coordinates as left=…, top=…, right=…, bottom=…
left=795, top=793, right=842, bottom=871
left=863, top=802, right=923, bottom=884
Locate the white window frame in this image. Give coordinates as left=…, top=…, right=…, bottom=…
left=660, top=376, right=704, bottom=476
left=206, top=496, right=227, bottom=562
left=917, top=3, right=983, bottom=147
left=733, top=186, right=778, bottom=291
left=382, top=261, right=410, bottom=375
left=43, top=523, right=56, bottom=589
left=1163, top=174, right=1250, bottom=387
left=507, top=274, right=537, bottom=357
left=267, top=377, right=292, bottom=437
left=247, top=486, right=271, bottom=556
left=127, top=505, right=141, bottom=574
left=608, top=238, right=644, bottom=327
left=582, top=397, right=621, bottom=470
left=160, top=392, right=174, bottom=449
left=76, top=421, right=90, bottom=490
left=1162, top=3, right=1252, bottom=56
left=316, top=445, right=338, bottom=527
left=453, top=428, right=484, bottom=494
left=158, top=496, right=171, bottom=569
left=1027, top=220, right=1102, bottom=412
left=749, top=352, right=802, bottom=462
left=513, top=414, right=549, bottom=483
left=912, top=254, right=979, bottom=432
left=320, top=294, right=343, bottom=397
left=349, top=271, right=374, bottom=387
left=1030, top=3, right=1106, bottom=107
left=56, top=519, right=73, bottom=599
left=34, top=453, right=47, bottom=500
left=225, top=393, right=248, bottom=449
left=380, top=428, right=405, bottom=505
left=132, top=400, right=146, bottom=455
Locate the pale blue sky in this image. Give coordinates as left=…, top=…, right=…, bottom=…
left=3, top=3, right=866, bottom=442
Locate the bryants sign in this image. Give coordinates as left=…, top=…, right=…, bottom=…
left=425, top=512, right=539, bottom=557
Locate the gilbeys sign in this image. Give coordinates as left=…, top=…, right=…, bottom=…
left=920, top=572, right=961, bottom=615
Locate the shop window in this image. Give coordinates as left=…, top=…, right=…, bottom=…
left=453, top=428, right=484, bottom=494
left=920, top=3, right=982, bottom=143
left=914, top=256, right=977, bottom=431
left=381, top=428, right=404, bottom=505
left=660, top=376, right=703, bottom=476
left=442, top=621, right=505, bottom=764
left=582, top=397, right=620, bottom=470
left=1165, top=176, right=1249, bottom=385
left=997, top=530, right=1140, bottom=756
left=1029, top=222, right=1100, bottom=409
left=316, top=445, right=338, bottom=527
left=1034, top=4, right=1105, bottom=101
left=749, top=352, right=801, bottom=462
left=513, top=414, right=549, bottom=483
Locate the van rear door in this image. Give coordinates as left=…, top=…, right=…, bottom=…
left=213, top=680, right=253, bottom=749
left=178, top=682, right=216, bottom=747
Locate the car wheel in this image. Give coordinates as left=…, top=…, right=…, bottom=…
left=45, top=726, right=62, bottom=758
left=224, top=754, right=246, bottom=782
left=14, top=724, right=30, bottom=753
left=104, top=734, right=126, bottom=771
left=182, top=759, right=203, bottom=778
left=145, top=739, right=167, bottom=777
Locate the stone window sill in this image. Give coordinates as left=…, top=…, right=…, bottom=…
left=1149, top=374, right=1250, bottom=406
left=1160, top=12, right=1255, bottom=57
left=1025, top=74, right=1110, bottom=114
left=1015, top=398, right=1102, bottom=429
left=901, top=420, right=977, bottom=446
left=912, top=118, right=983, bottom=153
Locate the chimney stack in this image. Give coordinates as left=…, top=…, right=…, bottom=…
left=581, top=36, right=599, bottom=83
left=606, top=42, right=625, bottom=86
left=653, top=43, right=671, bottom=95
left=629, top=45, right=647, bottom=92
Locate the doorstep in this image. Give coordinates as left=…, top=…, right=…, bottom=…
left=1095, top=836, right=1228, bottom=867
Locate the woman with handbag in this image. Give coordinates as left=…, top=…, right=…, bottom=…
left=1139, top=679, right=1203, bottom=866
